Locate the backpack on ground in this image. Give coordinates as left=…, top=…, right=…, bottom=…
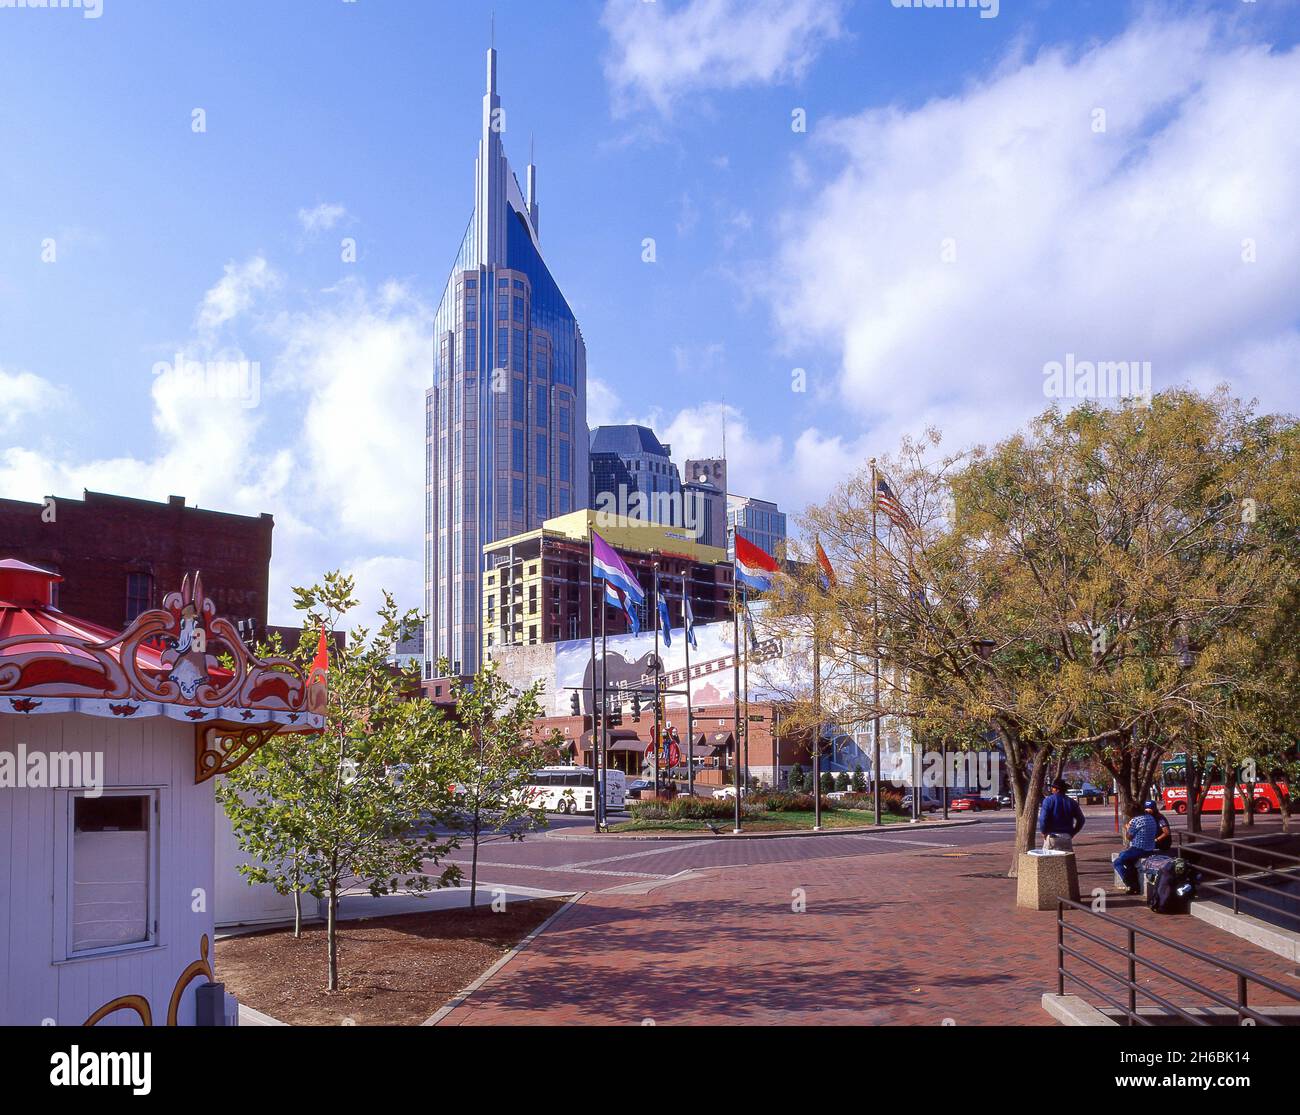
left=1145, top=855, right=1195, bottom=914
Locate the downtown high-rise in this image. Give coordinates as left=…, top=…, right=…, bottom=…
left=425, top=48, right=589, bottom=677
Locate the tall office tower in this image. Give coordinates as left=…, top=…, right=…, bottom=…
left=589, top=424, right=683, bottom=527
left=425, top=48, right=589, bottom=678
left=683, top=456, right=727, bottom=548
left=727, top=493, right=787, bottom=561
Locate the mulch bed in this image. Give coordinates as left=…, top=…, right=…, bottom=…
left=215, top=896, right=567, bottom=1025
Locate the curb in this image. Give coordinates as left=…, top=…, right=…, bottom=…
left=237, top=1002, right=288, bottom=1027
left=543, top=817, right=986, bottom=842
left=422, top=891, right=586, bottom=1026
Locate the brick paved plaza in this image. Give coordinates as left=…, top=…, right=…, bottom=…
left=439, top=822, right=1300, bottom=1026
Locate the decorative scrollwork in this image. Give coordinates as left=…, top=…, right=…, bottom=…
left=196, top=724, right=284, bottom=784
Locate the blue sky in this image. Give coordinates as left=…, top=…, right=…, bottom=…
left=2, top=0, right=1298, bottom=622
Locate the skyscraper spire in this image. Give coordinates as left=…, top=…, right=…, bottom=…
left=527, top=134, right=539, bottom=237
left=425, top=43, right=588, bottom=678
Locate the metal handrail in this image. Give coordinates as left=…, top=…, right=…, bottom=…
left=1055, top=897, right=1300, bottom=1026
left=1175, top=831, right=1300, bottom=927
left=1176, top=829, right=1300, bottom=867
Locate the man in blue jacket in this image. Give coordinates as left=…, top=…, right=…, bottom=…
left=1039, top=777, right=1086, bottom=851
left=1115, top=800, right=1162, bottom=894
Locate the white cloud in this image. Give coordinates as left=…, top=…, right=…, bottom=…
left=0, top=369, right=65, bottom=433
left=272, top=279, right=432, bottom=547
left=768, top=16, right=1300, bottom=439
left=601, top=0, right=846, bottom=115
left=0, top=261, right=431, bottom=627
left=297, top=202, right=348, bottom=234
left=196, top=256, right=281, bottom=334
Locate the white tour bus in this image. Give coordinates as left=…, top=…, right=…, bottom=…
left=525, top=766, right=626, bottom=814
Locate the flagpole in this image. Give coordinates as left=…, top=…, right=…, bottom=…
left=682, top=570, right=694, bottom=799
left=731, top=527, right=742, bottom=833
left=652, top=565, right=661, bottom=796
left=588, top=524, right=599, bottom=834
left=812, top=538, right=822, bottom=832
left=600, top=585, right=609, bottom=832
left=871, top=457, right=882, bottom=826
left=742, top=585, right=750, bottom=796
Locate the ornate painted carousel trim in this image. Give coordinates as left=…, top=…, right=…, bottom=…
left=80, top=936, right=214, bottom=1027
left=166, top=934, right=213, bottom=1025
left=196, top=723, right=285, bottom=784
left=0, top=571, right=325, bottom=720
left=83, top=994, right=153, bottom=1027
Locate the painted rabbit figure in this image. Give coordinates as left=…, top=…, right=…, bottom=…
left=165, top=573, right=212, bottom=700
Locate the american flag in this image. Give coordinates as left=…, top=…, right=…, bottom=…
left=875, top=477, right=916, bottom=535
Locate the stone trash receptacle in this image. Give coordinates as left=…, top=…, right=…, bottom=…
left=1017, top=849, right=1080, bottom=910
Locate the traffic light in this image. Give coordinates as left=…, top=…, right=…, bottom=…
left=631, top=693, right=642, bottom=722
left=570, top=691, right=581, bottom=716
left=608, top=705, right=623, bottom=728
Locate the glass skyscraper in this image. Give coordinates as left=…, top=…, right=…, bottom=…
left=425, top=48, right=589, bottom=677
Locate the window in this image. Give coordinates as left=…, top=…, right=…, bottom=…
left=536, top=434, right=548, bottom=476
left=512, top=429, right=525, bottom=471
left=68, top=792, right=155, bottom=956
left=125, top=573, right=153, bottom=622
left=512, top=279, right=524, bottom=291
left=558, top=442, right=570, bottom=482
left=512, top=296, right=524, bottom=322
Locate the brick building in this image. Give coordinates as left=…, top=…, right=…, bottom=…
left=534, top=700, right=812, bottom=787
left=0, top=490, right=274, bottom=632
left=481, top=509, right=734, bottom=661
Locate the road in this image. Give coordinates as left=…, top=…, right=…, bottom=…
left=439, top=806, right=1281, bottom=896
left=439, top=811, right=1025, bottom=894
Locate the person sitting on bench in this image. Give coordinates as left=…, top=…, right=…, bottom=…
left=1114, top=800, right=1162, bottom=894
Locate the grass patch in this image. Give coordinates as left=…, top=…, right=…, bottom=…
left=609, top=808, right=916, bottom=833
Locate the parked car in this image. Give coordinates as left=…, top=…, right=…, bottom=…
left=1067, top=783, right=1106, bottom=805
left=996, top=792, right=1015, bottom=808
left=901, top=792, right=942, bottom=813
left=951, top=794, right=1000, bottom=812
left=712, top=786, right=749, bottom=800
left=625, top=779, right=655, bottom=800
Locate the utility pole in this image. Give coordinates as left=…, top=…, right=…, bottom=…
left=871, top=457, right=882, bottom=825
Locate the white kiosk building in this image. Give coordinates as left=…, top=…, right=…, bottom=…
left=0, top=559, right=324, bottom=1026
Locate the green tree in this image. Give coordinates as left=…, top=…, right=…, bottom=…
left=769, top=389, right=1298, bottom=875
left=852, top=765, right=867, bottom=793
left=819, top=770, right=835, bottom=795
left=434, top=658, right=556, bottom=908
left=788, top=764, right=806, bottom=792
left=219, top=572, right=462, bottom=991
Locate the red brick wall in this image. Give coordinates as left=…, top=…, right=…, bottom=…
left=0, top=490, right=273, bottom=631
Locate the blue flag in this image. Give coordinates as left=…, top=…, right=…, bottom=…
left=657, top=593, right=672, bottom=647
left=683, top=595, right=698, bottom=650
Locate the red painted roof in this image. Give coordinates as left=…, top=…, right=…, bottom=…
left=0, top=560, right=168, bottom=674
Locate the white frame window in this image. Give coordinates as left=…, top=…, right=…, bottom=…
left=61, top=789, right=159, bottom=960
